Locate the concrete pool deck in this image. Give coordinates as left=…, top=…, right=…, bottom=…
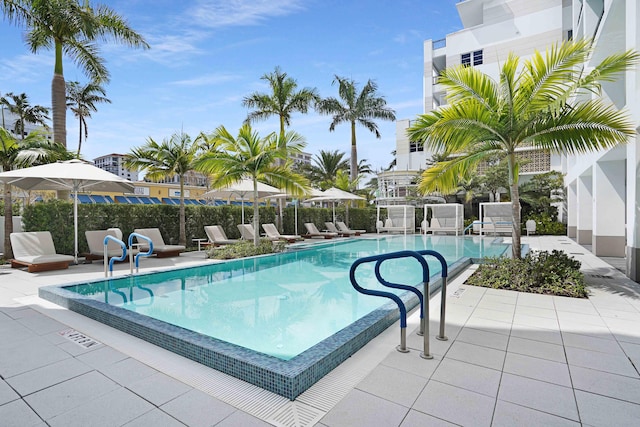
left=1, top=236, right=639, bottom=426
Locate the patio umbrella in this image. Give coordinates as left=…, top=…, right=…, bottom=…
left=306, top=187, right=365, bottom=223
left=0, top=159, right=135, bottom=264
left=202, top=178, right=284, bottom=224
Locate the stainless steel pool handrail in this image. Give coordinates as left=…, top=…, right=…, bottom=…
left=128, top=233, right=154, bottom=274
left=416, top=249, right=449, bottom=341
left=350, top=250, right=432, bottom=358
left=103, top=235, right=127, bottom=278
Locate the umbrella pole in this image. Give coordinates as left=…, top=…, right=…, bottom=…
left=241, top=200, right=245, bottom=224
left=74, top=189, right=79, bottom=265
left=333, top=201, right=336, bottom=224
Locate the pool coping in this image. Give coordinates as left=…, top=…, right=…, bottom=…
left=39, top=234, right=496, bottom=400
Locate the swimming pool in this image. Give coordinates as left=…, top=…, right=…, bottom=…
left=40, top=234, right=508, bottom=399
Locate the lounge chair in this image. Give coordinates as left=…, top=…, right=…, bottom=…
left=336, top=221, right=366, bottom=236
left=10, top=231, right=74, bottom=272
left=324, top=222, right=355, bottom=237
left=204, top=225, right=238, bottom=246
left=303, top=223, right=338, bottom=239
left=133, top=228, right=185, bottom=257
left=262, top=223, right=303, bottom=243
left=85, top=228, right=135, bottom=261
left=237, top=224, right=256, bottom=240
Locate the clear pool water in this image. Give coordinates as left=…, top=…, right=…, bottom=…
left=62, top=235, right=508, bottom=360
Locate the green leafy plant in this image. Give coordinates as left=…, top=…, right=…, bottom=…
left=524, top=213, right=567, bottom=235
left=207, top=239, right=285, bottom=260
left=466, top=250, right=587, bottom=298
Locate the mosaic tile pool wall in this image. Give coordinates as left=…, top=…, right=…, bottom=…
left=39, top=259, right=470, bottom=399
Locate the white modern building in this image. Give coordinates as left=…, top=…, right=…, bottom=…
left=380, top=0, right=567, bottom=203
left=1, top=110, right=52, bottom=140
left=93, top=153, right=139, bottom=182
left=563, top=0, right=640, bottom=281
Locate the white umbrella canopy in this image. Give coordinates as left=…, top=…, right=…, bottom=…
left=202, top=178, right=284, bottom=224
left=0, top=159, right=135, bottom=264
left=306, top=187, right=365, bottom=223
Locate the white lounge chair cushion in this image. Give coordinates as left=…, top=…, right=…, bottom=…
left=10, top=231, right=74, bottom=264
left=205, top=226, right=237, bottom=245
left=133, top=228, right=185, bottom=252
left=85, top=229, right=129, bottom=257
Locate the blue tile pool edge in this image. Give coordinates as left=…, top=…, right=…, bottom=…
left=39, top=256, right=472, bottom=400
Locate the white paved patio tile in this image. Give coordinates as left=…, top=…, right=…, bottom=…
left=6, top=357, right=92, bottom=396
left=562, top=331, right=625, bottom=355
left=412, top=380, right=495, bottom=427
left=493, top=400, right=580, bottom=427
left=471, top=307, right=514, bottom=323
left=513, top=312, right=560, bottom=331
left=0, top=379, right=19, bottom=405
left=445, top=340, right=506, bottom=370
left=98, top=357, right=157, bottom=387
left=356, top=364, right=428, bottom=407
left=399, top=410, right=457, bottom=427
left=407, top=330, right=453, bottom=356
left=161, top=389, right=236, bottom=427
left=510, top=323, right=563, bottom=345
left=558, top=319, right=616, bottom=340
left=215, top=410, right=274, bottom=426
left=24, top=371, right=119, bottom=420
left=570, top=365, right=640, bottom=405
left=122, top=408, right=186, bottom=427
left=557, top=311, right=608, bottom=328
left=620, top=341, right=640, bottom=367
left=0, top=398, right=45, bottom=427
left=320, top=389, right=409, bottom=427
left=596, top=308, right=640, bottom=321
left=126, top=371, right=192, bottom=406
left=15, top=311, right=68, bottom=336
left=75, top=345, right=128, bottom=369
left=575, top=390, right=640, bottom=427
left=456, top=326, right=509, bottom=351
left=0, top=336, right=71, bottom=378
left=0, top=321, right=39, bottom=348
left=475, top=299, right=516, bottom=314
left=47, top=387, right=154, bottom=427
left=552, top=298, right=598, bottom=316
left=565, top=346, right=639, bottom=378
left=464, top=316, right=511, bottom=335
left=516, top=293, right=555, bottom=310
left=507, top=336, right=566, bottom=363
left=514, top=305, right=557, bottom=319
left=431, top=358, right=501, bottom=397
left=498, top=373, right=579, bottom=421
left=503, top=352, right=571, bottom=387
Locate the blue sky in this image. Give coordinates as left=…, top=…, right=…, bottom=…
left=0, top=0, right=462, bottom=174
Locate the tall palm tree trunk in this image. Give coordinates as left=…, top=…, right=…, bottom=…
left=179, top=177, right=186, bottom=246
left=52, top=42, right=67, bottom=147
left=507, top=153, right=522, bottom=258
left=77, top=119, right=83, bottom=157
left=350, top=121, right=358, bottom=182
left=3, top=184, right=13, bottom=259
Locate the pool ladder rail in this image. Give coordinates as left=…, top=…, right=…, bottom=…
left=102, top=233, right=154, bottom=277
left=349, top=249, right=449, bottom=359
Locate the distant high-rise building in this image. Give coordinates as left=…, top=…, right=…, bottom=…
left=93, top=153, right=139, bottom=181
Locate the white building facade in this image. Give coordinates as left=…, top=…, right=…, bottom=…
left=562, top=0, right=640, bottom=281
left=381, top=0, right=567, bottom=203
left=93, top=153, right=139, bottom=182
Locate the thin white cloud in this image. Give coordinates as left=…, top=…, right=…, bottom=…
left=170, top=73, right=241, bottom=86
left=393, top=29, right=424, bottom=44
left=185, top=0, right=305, bottom=28
left=0, top=54, right=52, bottom=84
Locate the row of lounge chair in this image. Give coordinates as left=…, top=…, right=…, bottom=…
left=9, top=222, right=366, bottom=273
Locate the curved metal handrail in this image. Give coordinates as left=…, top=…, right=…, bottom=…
left=103, top=235, right=127, bottom=278
left=417, top=249, right=449, bottom=341
left=350, top=250, right=432, bottom=358
left=128, top=233, right=154, bottom=274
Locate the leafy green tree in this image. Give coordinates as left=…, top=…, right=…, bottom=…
left=66, top=80, right=111, bottom=156
left=0, top=127, right=68, bottom=258
left=195, top=125, right=309, bottom=245
left=1, top=0, right=149, bottom=147
left=124, top=132, right=200, bottom=246
left=242, top=66, right=319, bottom=148
left=520, top=171, right=565, bottom=217
left=302, top=149, right=348, bottom=190
left=317, top=76, right=396, bottom=181
left=408, top=40, right=639, bottom=258
left=0, top=92, right=49, bottom=139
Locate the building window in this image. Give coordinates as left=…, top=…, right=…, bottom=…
left=567, top=29, right=573, bottom=41
left=409, top=141, right=424, bottom=153
left=462, top=50, right=483, bottom=67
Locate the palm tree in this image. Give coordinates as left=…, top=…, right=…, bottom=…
left=66, top=80, right=111, bottom=156
left=0, top=0, right=149, bottom=147
left=195, top=124, right=310, bottom=245
left=242, top=66, right=319, bottom=148
left=0, top=92, right=49, bottom=139
left=305, top=149, right=349, bottom=189
left=317, top=76, right=396, bottom=182
left=124, top=132, right=200, bottom=246
left=408, top=39, right=639, bottom=258
left=0, top=127, right=68, bottom=259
